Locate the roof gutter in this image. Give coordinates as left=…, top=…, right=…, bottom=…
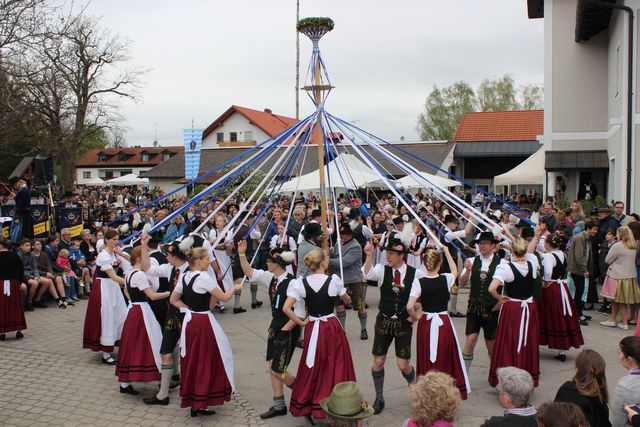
left=584, top=0, right=634, bottom=209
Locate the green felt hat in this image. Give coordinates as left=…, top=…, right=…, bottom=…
left=319, top=382, right=374, bottom=420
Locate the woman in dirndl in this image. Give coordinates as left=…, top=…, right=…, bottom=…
left=0, top=236, right=27, bottom=341
left=82, top=229, right=129, bottom=365
left=283, top=248, right=356, bottom=423
left=539, top=234, right=583, bottom=362
left=599, top=226, right=640, bottom=330
left=407, top=245, right=470, bottom=400
left=170, top=247, right=241, bottom=418
left=488, top=237, right=540, bottom=387
left=116, top=244, right=170, bottom=395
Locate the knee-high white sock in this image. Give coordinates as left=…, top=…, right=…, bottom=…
left=156, top=364, right=174, bottom=400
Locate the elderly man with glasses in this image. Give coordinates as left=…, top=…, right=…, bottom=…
left=481, top=367, right=536, bottom=427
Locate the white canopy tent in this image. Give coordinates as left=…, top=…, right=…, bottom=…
left=105, top=173, right=149, bottom=186
left=84, top=177, right=105, bottom=187
left=494, top=149, right=545, bottom=187
left=395, top=172, right=461, bottom=190
left=276, top=153, right=386, bottom=193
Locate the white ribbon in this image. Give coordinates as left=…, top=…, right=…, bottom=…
left=509, top=297, right=533, bottom=353
left=179, top=308, right=235, bottom=391
left=128, top=302, right=163, bottom=372
left=3, top=279, right=10, bottom=296
left=425, top=311, right=447, bottom=363
left=306, top=313, right=336, bottom=368
left=554, top=280, right=573, bottom=317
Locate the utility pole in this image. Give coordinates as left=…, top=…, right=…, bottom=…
left=295, top=0, right=300, bottom=120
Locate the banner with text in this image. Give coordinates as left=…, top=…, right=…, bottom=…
left=183, top=128, right=204, bottom=181
left=30, top=204, right=49, bottom=238
left=60, top=207, right=84, bottom=237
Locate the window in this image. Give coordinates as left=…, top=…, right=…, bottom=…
left=142, top=153, right=149, bottom=162
left=217, top=132, right=224, bottom=143
left=118, top=153, right=127, bottom=162
left=121, top=170, right=132, bottom=176
left=244, top=131, right=253, bottom=142
left=98, top=153, right=107, bottom=162
left=104, top=171, right=114, bottom=179
left=163, top=153, right=171, bottom=161
left=83, top=171, right=91, bottom=179
left=230, top=132, right=238, bottom=142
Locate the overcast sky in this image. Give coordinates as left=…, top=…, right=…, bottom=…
left=83, top=0, right=544, bottom=147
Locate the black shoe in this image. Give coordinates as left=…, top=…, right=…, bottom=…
left=169, top=380, right=180, bottom=389
left=296, top=339, right=304, bottom=349
left=217, top=305, right=226, bottom=313
left=373, top=398, right=385, bottom=415
left=143, top=395, right=169, bottom=405
left=304, top=414, right=315, bottom=425
left=0, top=334, right=5, bottom=341
left=449, top=312, right=466, bottom=318
left=34, top=301, right=47, bottom=308
left=24, top=303, right=34, bottom=312
left=102, top=355, right=116, bottom=365
left=260, top=406, right=287, bottom=419
left=360, top=329, right=368, bottom=340
left=191, top=408, right=215, bottom=417
left=364, top=303, right=369, bottom=309
left=119, top=385, right=139, bottom=395
left=554, top=354, right=567, bottom=362
left=344, top=304, right=353, bottom=310
left=15, top=331, right=23, bottom=339
left=580, top=319, right=589, bottom=326
left=251, top=301, right=263, bottom=309
left=582, top=315, right=592, bottom=321
left=172, top=374, right=181, bottom=382
left=56, top=300, right=67, bottom=309
left=233, top=307, right=247, bottom=314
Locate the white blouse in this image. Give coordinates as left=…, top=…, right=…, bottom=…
left=287, top=273, right=345, bottom=301
left=175, top=270, right=218, bottom=294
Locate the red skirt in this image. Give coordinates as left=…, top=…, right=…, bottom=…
left=115, top=305, right=160, bottom=382
left=82, top=277, right=113, bottom=352
left=416, top=314, right=468, bottom=400
left=180, top=314, right=232, bottom=409
left=0, top=280, right=26, bottom=333
left=539, top=284, right=583, bottom=350
left=290, top=317, right=356, bottom=419
left=489, top=300, right=540, bottom=387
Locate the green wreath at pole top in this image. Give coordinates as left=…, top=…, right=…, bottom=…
left=297, top=17, right=335, bottom=33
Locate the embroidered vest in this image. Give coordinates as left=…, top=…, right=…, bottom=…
left=469, top=255, right=501, bottom=308
left=379, top=265, right=416, bottom=320
left=270, top=273, right=294, bottom=331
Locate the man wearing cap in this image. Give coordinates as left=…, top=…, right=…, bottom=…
left=237, top=240, right=304, bottom=419
left=331, top=222, right=367, bottom=339
left=140, top=239, right=190, bottom=405
left=363, top=238, right=424, bottom=415
left=459, top=231, right=503, bottom=373
left=297, top=208, right=334, bottom=245
left=442, top=212, right=473, bottom=318
left=9, top=176, right=32, bottom=242
left=297, top=222, right=323, bottom=278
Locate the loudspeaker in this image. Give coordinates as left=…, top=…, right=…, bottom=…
left=33, top=155, right=54, bottom=187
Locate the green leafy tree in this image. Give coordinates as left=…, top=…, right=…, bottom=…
left=520, top=83, right=544, bottom=110
left=416, top=81, right=475, bottom=141
left=477, top=74, right=518, bottom=111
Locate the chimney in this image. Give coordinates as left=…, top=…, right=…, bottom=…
left=264, top=108, right=272, bottom=114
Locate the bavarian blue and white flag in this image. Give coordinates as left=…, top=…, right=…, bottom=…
left=183, top=128, right=203, bottom=180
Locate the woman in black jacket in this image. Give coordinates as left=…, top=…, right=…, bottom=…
left=553, top=349, right=611, bottom=427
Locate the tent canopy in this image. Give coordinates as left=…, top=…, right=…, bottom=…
left=277, top=153, right=386, bottom=193
left=395, top=172, right=461, bottom=190
left=494, top=148, right=545, bottom=186
left=84, top=177, right=105, bottom=186
left=105, top=173, right=149, bottom=186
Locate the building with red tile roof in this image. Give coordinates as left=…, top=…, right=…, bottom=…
left=451, top=110, right=543, bottom=191
left=75, top=146, right=183, bottom=184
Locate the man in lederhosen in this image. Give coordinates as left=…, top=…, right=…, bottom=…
left=237, top=239, right=305, bottom=419
left=363, top=237, right=424, bottom=415
left=459, top=231, right=504, bottom=373
left=140, top=238, right=189, bottom=405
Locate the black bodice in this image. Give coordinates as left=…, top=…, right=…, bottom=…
left=126, top=270, right=147, bottom=303
left=550, top=253, right=567, bottom=281
left=181, top=273, right=211, bottom=312
left=418, top=275, right=450, bottom=313
left=303, top=276, right=334, bottom=317
left=504, top=262, right=534, bottom=300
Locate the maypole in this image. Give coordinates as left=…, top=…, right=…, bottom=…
left=297, top=17, right=335, bottom=249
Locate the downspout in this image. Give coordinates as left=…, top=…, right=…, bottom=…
left=585, top=0, right=634, bottom=209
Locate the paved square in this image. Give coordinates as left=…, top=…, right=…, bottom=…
left=0, top=286, right=632, bottom=426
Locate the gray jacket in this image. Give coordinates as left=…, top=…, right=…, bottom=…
left=297, top=238, right=318, bottom=278
left=611, top=373, right=640, bottom=427
left=329, top=238, right=363, bottom=284
left=17, top=249, right=40, bottom=279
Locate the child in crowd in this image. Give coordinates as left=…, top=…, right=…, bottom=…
left=69, top=240, right=91, bottom=294
left=56, top=249, right=77, bottom=286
